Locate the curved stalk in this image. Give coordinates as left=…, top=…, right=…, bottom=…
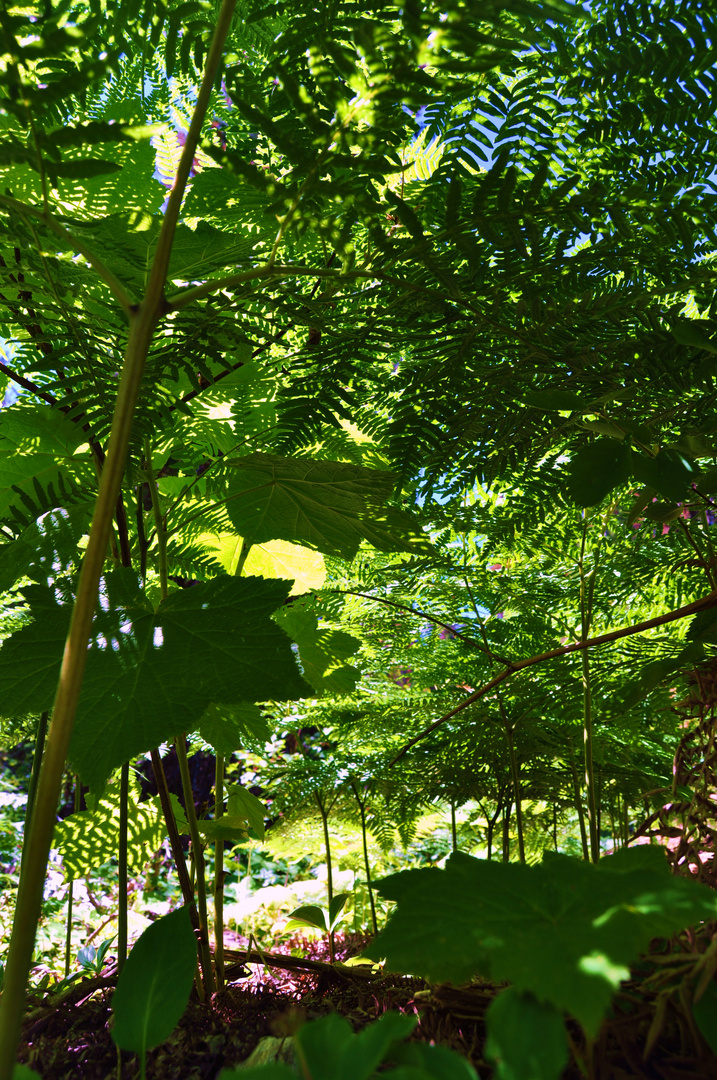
left=0, top=4, right=237, bottom=1070
left=21, top=711, right=48, bottom=870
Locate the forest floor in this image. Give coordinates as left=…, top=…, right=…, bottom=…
left=14, top=931, right=717, bottom=1079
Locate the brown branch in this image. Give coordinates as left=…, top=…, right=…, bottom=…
left=224, top=948, right=382, bottom=982
left=0, top=361, right=58, bottom=408
left=334, top=588, right=512, bottom=665
left=390, top=590, right=717, bottom=763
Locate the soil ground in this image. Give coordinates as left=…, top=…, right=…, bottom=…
left=15, top=933, right=717, bottom=1079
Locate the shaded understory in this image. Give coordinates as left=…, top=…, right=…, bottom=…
left=16, top=933, right=717, bottom=1079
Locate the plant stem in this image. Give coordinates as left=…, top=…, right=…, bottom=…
left=500, top=699, right=525, bottom=862
left=351, top=781, right=378, bottom=935
left=117, top=761, right=129, bottom=973
left=0, top=5, right=235, bottom=1067
left=316, top=792, right=333, bottom=905
left=579, top=519, right=600, bottom=863
left=176, top=736, right=215, bottom=995
left=450, top=799, right=458, bottom=854
left=502, top=799, right=512, bottom=862
left=22, top=712, right=48, bottom=866
left=214, top=753, right=225, bottom=991
left=568, top=739, right=590, bottom=861
left=144, top=438, right=168, bottom=600
left=63, top=777, right=81, bottom=977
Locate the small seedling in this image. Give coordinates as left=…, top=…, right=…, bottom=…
left=285, top=893, right=350, bottom=964
left=77, top=938, right=115, bottom=975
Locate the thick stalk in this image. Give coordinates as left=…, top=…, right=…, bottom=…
left=0, top=7, right=235, bottom=1066
left=176, top=735, right=215, bottom=995
left=214, top=753, right=225, bottom=991
left=21, top=711, right=48, bottom=869
left=117, top=761, right=129, bottom=972
left=63, top=778, right=81, bottom=977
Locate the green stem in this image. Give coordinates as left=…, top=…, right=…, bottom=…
left=316, top=792, right=333, bottom=905
left=144, top=438, right=168, bottom=600
left=579, top=519, right=600, bottom=863
left=117, top=761, right=129, bottom=973
left=22, top=712, right=48, bottom=868
left=450, top=799, right=458, bottom=854
left=63, top=778, right=81, bottom=978
left=176, top=735, right=215, bottom=995
left=568, top=739, right=590, bottom=862
left=502, top=799, right=512, bottom=862
left=214, top=753, right=225, bottom=991
left=503, top=711, right=525, bottom=863
left=0, top=3, right=236, bottom=1066
left=351, top=782, right=378, bottom=936
left=149, top=749, right=209, bottom=999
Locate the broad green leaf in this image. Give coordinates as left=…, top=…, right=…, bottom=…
left=111, top=907, right=196, bottom=1058
left=631, top=449, right=700, bottom=501
left=274, top=600, right=362, bottom=696
left=243, top=540, right=326, bottom=593
left=206, top=534, right=326, bottom=593
left=671, top=319, right=717, bottom=354
left=285, top=905, right=329, bottom=932
left=223, top=454, right=428, bottom=560
left=521, top=390, right=585, bottom=412
left=566, top=439, right=632, bottom=506
left=226, top=784, right=266, bottom=840
left=691, top=981, right=717, bottom=1054
left=218, top=1068, right=295, bottom=1080
left=198, top=702, right=271, bottom=756
left=485, top=988, right=568, bottom=1080
left=387, top=1042, right=477, bottom=1079
left=328, top=892, right=350, bottom=928
left=54, top=786, right=187, bottom=881
left=368, top=847, right=717, bottom=1035
left=11, top=1068, right=41, bottom=1079
left=195, top=816, right=251, bottom=843
left=68, top=215, right=256, bottom=291
left=0, top=405, right=93, bottom=523
left=197, top=784, right=266, bottom=843
left=0, top=571, right=312, bottom=788
left=297, top=1012, right=416, bottom=1080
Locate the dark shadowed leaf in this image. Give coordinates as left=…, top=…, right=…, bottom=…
left=223, top=454, right=429, bottom=560
left=368, top=847, right=717, bottom=1035
left=111, top=907, right=196, bottom=1058
left=485, top=988, right=568, bottom=1080
left=631, top=449, right=700, bottom=502
left=565, top=440, right=632, bottom=506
